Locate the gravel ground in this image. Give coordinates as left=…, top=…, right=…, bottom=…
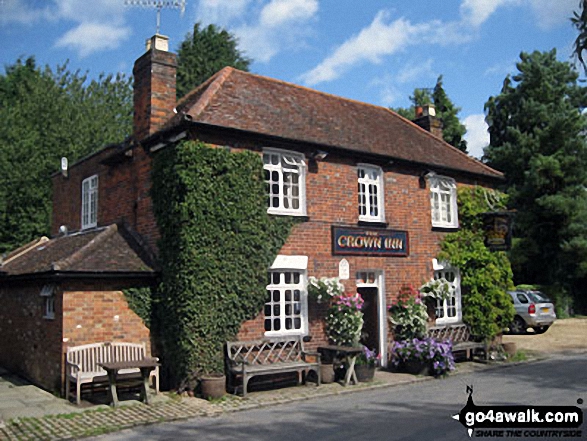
left=502, top=317, right=587, bottom=355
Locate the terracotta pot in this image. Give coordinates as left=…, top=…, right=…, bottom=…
left=200, top=374, right=226, bottom=399
left=355, top=364, right=375, bottom=382
left=403, top=360, right=431, bottom=376
left=320, top=364, right=336, bottom=384
left=502, top=342, right=517, bottom=357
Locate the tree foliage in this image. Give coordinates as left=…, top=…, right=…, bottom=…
left=0, top=58, right=132, bottom=253
left=150, top=141, right=296, bottom=388
left=392, top=76, right=467, bottom=152
left=176, top=23, right=251, bottom=99
left=438, top=187, right=515, bottom=340
left=484, top=50, right=587, bottom=313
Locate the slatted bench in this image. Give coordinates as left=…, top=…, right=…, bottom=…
left=226, top=337, right=321, bottom=397
left=427, top=324, right=487, bottom=360
left=65, top=342, right=159, bottom=405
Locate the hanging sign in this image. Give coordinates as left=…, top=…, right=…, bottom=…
left=332, top=227, right=409, bottom=257
left=482, top=212, right=513, bottom=251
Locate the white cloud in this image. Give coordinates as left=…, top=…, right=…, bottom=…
left=396, top=59, right=435, bottom=84
left=527, top=0, right=578, bottom=30
left=463, top=114, right=489, bottom=159
left=231, top=0, right=318, bottom=63
left=0, top=0, right=53, bottom=25
left=460, top=0, right=519, bottom=28
left=300, top=12, right=429, bottom=86
left=196, top=0, right=252, bottom=26
left=260, top=0, right=318, bottom=28
left=55, top=22, right=131, bottom=58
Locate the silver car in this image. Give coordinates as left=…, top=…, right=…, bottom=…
left=507, top=290, right=556, bottom=334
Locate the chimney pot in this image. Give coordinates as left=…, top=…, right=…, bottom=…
left=146, top=34, right=169, bottom=52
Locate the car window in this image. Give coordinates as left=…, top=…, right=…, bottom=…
left=516, top=293, right=529, bottom=304
left=528, top=291, right=550, bottom=303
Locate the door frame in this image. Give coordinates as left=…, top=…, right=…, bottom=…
left=356, top=270, right=387, bottom=367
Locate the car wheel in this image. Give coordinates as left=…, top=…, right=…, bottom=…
left=509, top=316, right=527, bottom=334
left=533, top=325, right=550, bottom=334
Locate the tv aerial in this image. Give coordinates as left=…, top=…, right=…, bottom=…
left=125, top=0, right=186, bottom=35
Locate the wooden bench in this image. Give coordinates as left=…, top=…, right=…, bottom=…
left=226, top=337, right=321, bottom=397
left=65, top=342, right=159, bottom=405
left=427, top=324, right=487, bottom=360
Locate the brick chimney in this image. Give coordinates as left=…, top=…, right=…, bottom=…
left=413, top=104, right=443, bottom=139
left=133, top=34, right=177, bottom=142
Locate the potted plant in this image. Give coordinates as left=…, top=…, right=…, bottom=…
left=388, top=285, right=428, bottom=341
left=354, top=346, right=380, bottom=382
left=307, top=277, right=344, bottom=303
left=325, top=292, right=364, bottom=347
left=390, top=337, right=455, bottom=377
left=419, top=278, right=452, bottom=323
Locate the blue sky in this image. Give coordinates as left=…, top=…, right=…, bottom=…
left=0, top=0, right=580, bottom=158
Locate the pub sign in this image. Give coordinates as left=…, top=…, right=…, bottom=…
left=482, top=212, right=513, bottom=252
left=332, top=227, right=409, bottom=257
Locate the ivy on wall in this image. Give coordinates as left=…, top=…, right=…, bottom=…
left=122, top=287, right=153, bottom=328
left=150, top=140, right=297, bottom=388
left=438, top=187, right=515, bottom=340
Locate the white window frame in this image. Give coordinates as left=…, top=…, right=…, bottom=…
left=432, top=260, right=462, bottom=325
left=40, top=284, right=56, bottom=320
left=81, top=175, right=98, bottom=230
left=428, top=174, right=458, bottom=228
left=264, top=255, right=308, bottom=337
left=263, top=149, right=307, bottom=216
left=357, top=164, right=385, bottom=223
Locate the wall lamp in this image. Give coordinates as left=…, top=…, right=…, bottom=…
left=311, top=150, right=329, bottom=161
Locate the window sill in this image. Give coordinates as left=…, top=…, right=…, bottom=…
left=358, top=220, right=388, bottom=228
left=43, top=315, right=55, bottom=320
left=432, top=225, right=460, bottom=232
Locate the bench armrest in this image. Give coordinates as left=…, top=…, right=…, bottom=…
left=66, top=360, right=82, bottom=375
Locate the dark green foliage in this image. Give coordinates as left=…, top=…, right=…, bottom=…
left=0, top=57, right=132, bottom=253
left=123, top=287, right=153, bottom=328
left=432, top=76, right=467, bottom=152
left=176, top=23, right=251, bottom=99
left=484, top=50, right=587, bottom=314
left=391, top=76, right=467, bottom=152
left=151, top=141, right=296, bottom=387
left=438, top=187, right=515, bottom=340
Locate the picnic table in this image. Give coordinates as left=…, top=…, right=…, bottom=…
left=99, top=358, right=160, bottom=407
left=318, top=345, right=364, bottom=386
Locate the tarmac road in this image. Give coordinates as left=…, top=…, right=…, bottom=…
left=89, top=353, right=587, bottom=441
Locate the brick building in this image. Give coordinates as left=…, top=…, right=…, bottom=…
left=0, top=34, right=503, bottom=392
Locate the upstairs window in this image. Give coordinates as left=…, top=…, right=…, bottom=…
left=81, top=175, right=98, bottom=230
left=358, top=164, right=384, bottom=222
left=429, top=174, right=458, bottom=228
left=263, top=149, right=306, bottom=216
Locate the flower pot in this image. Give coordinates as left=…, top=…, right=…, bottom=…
left=502, top=342, right=517, bottom=357
left=320, top=363, right=336, bottom=384
left=200, top=374, right=226, bottom=400
left=403, top=360, right=431, bottom=376
left=355, top=364, right=375, bottom=382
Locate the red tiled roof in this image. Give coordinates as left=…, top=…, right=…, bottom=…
left=0, top=224, right=157, bottom=277
left=168, top=67, right=502, bottom=180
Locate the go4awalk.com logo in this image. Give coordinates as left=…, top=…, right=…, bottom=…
left=452, top=386, right=584, bottom=438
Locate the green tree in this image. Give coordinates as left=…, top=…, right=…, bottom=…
left=392, top=76, right=467, bottom=152
left=176, top=23, right=251, bottom=99
left=0, top=58, right=132, bottom=253
left=484, top=50, right=587, bottom=313
left=432, top=75, right=467, bottom=152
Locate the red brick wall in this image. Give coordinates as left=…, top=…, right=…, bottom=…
left=62, top=282, right=151, bottom=349
left=0, top=282, right=63, bottom=392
